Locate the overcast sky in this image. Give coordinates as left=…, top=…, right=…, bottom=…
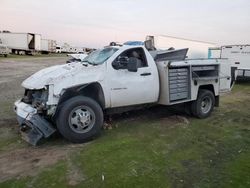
left=1, top=0, right=250, bottom=48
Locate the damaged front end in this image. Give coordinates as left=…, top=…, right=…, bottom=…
left=14, top=89, right=56, bottom=145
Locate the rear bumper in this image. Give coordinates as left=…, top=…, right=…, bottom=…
left=14, top=100, right=56, bottom=145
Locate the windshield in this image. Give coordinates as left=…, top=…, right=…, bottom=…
left=82, top=47, right=118, bottom=65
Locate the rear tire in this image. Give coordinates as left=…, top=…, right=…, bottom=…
left=191, top=89, right=215, bottom=119
left=56, top=96, right=103, bottom=143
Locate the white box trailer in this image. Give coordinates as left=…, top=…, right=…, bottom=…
left=41, top=39, right=57, bottom=54
left=0, top=38, right=10, bottom=57
left=34, top=34, right=41, bottom=52
left=41, top=39, right=49, bottom=53
left=0, top=32, right=41, bottom=55
left=49, top=40, right=57, bottom=53
left=208, top=45, right=250, bottom=79
left=148, top=35, right=216, bottom=59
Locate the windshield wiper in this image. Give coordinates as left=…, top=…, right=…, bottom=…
left=80, top=62, right=88, bottom=67
left=82, top=60, right=93, bottom=66
left=82, top=60, right=98, bottom=66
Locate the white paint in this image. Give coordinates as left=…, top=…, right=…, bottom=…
left=106, top=46, right=159, bottom=107
left=0, top=32, right=41, bottom=51
left=221, top=45, right=250, bottom=71
left=20, top=45, right=232, bottom=112
left=14, top=100, right=37, bottom=120
left=154, top=35, right=216, bottom=59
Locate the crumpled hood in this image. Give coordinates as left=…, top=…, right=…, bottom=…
left=22, top=62, right=104, bottom=90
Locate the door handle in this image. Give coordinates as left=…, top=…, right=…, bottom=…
left=140, top=73, right=151, bottom=76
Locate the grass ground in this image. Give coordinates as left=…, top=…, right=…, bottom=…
left=0, top=83, right=250, bottom=188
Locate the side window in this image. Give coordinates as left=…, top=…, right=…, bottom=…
left=112, top=48, right=148, bottom=69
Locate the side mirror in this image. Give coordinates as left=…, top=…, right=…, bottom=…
left=112, top=56, right=129, bottom=70
left=118, top=56, right=129, bottom=63
left=112, top=60, right=120, bottom=70
left=127, top=57, right=138, bottom=72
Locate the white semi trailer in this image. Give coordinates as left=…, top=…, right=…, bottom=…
left=147, top=35, right=216, bottom=59
left=208, top=45, right=250, bottom=79
left=0, top=32, right=41, bottom=55
left=41, top=39, right=49, bottom=54
left=0, top=38, right=10, bottom=57
left=41, top=39, right=57, bottom=54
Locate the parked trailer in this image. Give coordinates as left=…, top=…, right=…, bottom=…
left=41, top=39, right=56, bottom=54
left=208, top=45, right=250, bottom=79
left=41, top=39, right=49, bottom=54
left=0, top=32, right=41, bottom=55
left=49, top=40, right=57, bottom=53
left=0, top=38, right=10, bottom=57
left=147, top=35, right=216, bottom=59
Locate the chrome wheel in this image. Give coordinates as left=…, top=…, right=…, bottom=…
left=201, top=97, right=212, bottom=114
left=68, top=105, right=96, bottom=134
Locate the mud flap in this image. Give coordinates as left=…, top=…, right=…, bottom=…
left=21, top=115, right=56, bottom=146
left=231, top=67, right=237, bottom=87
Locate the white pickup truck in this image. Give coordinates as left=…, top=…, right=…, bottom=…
left=14, top=42, right=233, bottom=145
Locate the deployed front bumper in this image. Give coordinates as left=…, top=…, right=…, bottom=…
left=14, top=100, right=56, bottom=146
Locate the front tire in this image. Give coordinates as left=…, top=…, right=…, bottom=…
left=191, top=89, right=215, bottom=119
left=56, top=96, right=103, bottom=143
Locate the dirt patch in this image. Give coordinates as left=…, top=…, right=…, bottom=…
left=0, top=144, right=84, bottom=182
left=66, top=157, right=86, bottom=186
left=160, top=115, right=190, bottom=127
left=0, top=119, right=18, bottom=127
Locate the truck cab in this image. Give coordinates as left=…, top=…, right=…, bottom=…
left=14, top=43, right=233, bottom=145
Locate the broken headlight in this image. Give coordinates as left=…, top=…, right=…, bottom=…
left=22, top=89, right=48, bottom=112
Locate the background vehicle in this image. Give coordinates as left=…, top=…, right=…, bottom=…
left=0, top=38, right=10, bottom=57
left=14, top=42, right=233, bottom=145
left=55, top=45, right=62, bottom=53
left=209, top=45, right=250, bottom=80
left=41, top=39, right=57, bottom=54
left=0, top=31, right=41, bottom=55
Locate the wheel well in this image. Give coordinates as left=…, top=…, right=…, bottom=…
left=57, top=82, right=105, bottom=109
left=199, top=84, right=215, bottom=95
left=199, top=84, right=219, bottom=107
